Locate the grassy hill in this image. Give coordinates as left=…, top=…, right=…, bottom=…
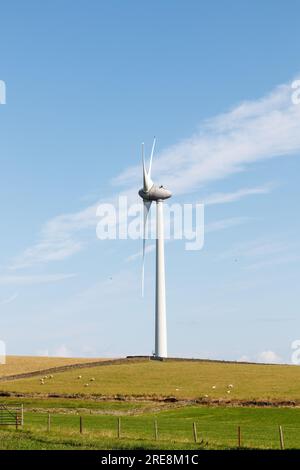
left=0, top=356, right=108, bottom=378
left=1, top=357, right=300, bottom=403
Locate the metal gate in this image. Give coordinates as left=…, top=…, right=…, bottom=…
left=0, top=403, right=23, bottom=428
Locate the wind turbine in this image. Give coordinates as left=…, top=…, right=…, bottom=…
left=138, top=138, right=172, bottom=358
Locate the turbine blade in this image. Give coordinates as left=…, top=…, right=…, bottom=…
left=142, top=142, right=145, bottom=167
left=142, top=142, right=147, bottom=190
left=142, top=200, right=152, bottom=296
left=148, top=136, right=156, bottom=179
left=142, top=141, right=154, bottom=193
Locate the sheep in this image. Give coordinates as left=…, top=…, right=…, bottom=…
left=78, top=375, right=82, bottom=379
left=90, top=378, right=95, bottom=382
left=228, top=384, right=234, bottom=388
left=84, top=383, right=89, bottom=387
left=204, top=394, right=209, bottom=398
left=227, top=390, right=231, bottom=394
left=212, top=385, right=216, bottom=389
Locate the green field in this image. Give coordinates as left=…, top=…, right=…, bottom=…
left=1, top=403, right=300, bottom=450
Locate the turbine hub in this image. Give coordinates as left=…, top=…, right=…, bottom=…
left=139, top=184, right=172, bottom=201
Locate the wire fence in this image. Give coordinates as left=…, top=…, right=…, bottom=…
left=17, top=412, right=300, bottom=449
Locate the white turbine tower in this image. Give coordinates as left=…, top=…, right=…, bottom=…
left=139, top=138, right=172, bottom=358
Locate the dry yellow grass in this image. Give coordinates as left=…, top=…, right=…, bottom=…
left=1, top=358, right=300, bottom=402
left=0, top=356, right=109, bottom=378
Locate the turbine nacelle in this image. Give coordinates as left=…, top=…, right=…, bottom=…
left=139, top=185, right=172, bottom=202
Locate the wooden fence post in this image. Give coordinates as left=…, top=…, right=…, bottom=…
left=237, top=426, right=241, bottom=448
left=80, top=416, right=83, bottom=434
left=193, top=422, right=198, bottom=443
left=279, top=425, right=284, bottom=450
left=47, top=413, right=51, bottom=432
left=117, top=417, right=121, bottom=438
left=154, top=420, right=158, bottom=441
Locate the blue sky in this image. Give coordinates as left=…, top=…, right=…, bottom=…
left=0, top=0, right=300, bottom=363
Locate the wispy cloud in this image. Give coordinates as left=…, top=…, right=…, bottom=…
left=203, top=183, right=274, bottom=206
left=218, top=239, right=290, bottom=260
left=257, top=350, right=282, bottom=364
left=0, top=273, right=76, bottom=286
left=0, top=292, right=19, bottom=305
left=238, top=351, right=284, bottom=364
left=206, top=217, right=250, bottom=233
left=245, top=254, right=300, bottom=271
left=35, top=344, right=73, bottom=358
left=9, top=78, right=300, bottom=270
left=114, top=82, right=300, bottom=194
left=218, top=237, right=300, bottom=271
left=11, top=239, right=82, bottom=270
left=9, top=204, right=99, bottom=270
